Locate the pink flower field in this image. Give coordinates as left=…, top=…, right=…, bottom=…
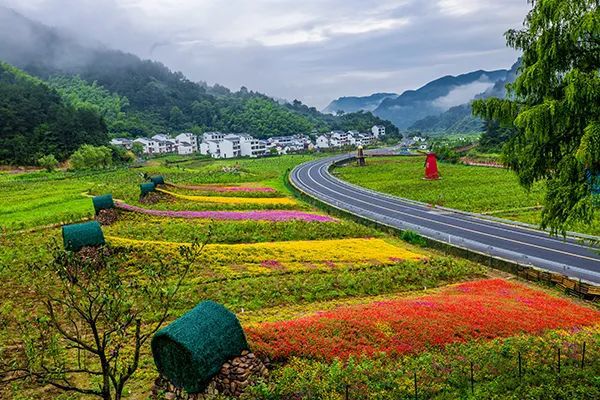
left=115, top=202, right=337, bottom=222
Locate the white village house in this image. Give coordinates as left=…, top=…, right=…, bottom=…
left=200, top=132, right=267, bottom=159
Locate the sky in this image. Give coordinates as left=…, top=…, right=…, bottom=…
left=1, top=0, right=530, bottom=109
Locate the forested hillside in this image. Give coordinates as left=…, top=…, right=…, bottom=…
left=0, top=62, right=107, bottom=165
left=0, top=6, right=399, bottom=141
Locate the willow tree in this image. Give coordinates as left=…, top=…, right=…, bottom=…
left=473, top=0, right=599, bottom=234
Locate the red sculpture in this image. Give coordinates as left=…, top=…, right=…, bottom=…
left=424, top=153, right=440, bottom=180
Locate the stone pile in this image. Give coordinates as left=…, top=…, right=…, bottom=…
left=152, top=350, right=269, bottom=399
left=95, top=208, right=119, bottom=225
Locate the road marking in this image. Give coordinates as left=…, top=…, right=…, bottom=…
left=316, top=158, right=599, bottom=253
left=292, top=160, right=600, bottom=265
left=320, top=159, right=597, bottom=250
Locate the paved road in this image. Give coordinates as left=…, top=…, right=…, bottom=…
left=290, top=154, right=600, bottom=284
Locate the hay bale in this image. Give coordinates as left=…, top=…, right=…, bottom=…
left=92, top=194, right=115, bottom=215
left=151, top=301, right=249, bottom=394
left=62, top=221, right=105, bottom=252
left=140, top=182, right=156, bottom=196
left=150, top=175, right=165, bottom=185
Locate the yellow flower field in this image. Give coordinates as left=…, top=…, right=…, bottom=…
left=106, top=236, right=424, bottom=275
left=156, top=188, right=297, bottom=205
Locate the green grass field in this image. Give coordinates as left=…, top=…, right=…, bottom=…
left=0, top=154, right=318, bottom=231
left=1, top=154, right=599, bottom=400
left=334, top=156, right=599, bottom=236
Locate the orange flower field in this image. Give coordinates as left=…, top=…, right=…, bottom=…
left=247, top=279, right=600, bottom=361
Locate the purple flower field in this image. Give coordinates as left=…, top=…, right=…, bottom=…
left=170, top=184, right=276, bottom=193
left=115, top=202, right=337, bottom=222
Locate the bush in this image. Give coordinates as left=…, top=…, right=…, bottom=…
left=69, top=144, right=113, bottom=170
left=110, top=144, right=135, bottom=164
left=37, top=154, right=59, bottom=172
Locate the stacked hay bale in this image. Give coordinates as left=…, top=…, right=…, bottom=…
left=92, top=194, right=118, bottom=225
left=151, top=301, right=266, bottom=398
left=141, top=182, right=156, bottom=196
left=62, top=221, right=105, bottom=252
left=150, top=175, right=165, bottom=186
left=92, top=194, right=115, bottom=214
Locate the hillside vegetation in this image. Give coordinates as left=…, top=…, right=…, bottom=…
left=0, top=62, right=107, bottom=164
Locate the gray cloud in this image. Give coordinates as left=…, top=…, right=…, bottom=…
left=0, top=0, right=529, bottom=108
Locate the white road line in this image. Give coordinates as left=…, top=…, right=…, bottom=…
left=316, top=159, right=596, bottom=251
left=293, top=161, right=600, bottom=264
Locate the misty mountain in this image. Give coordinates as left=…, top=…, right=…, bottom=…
left=374, top=69, right=510, bottom=129
left=407, top=61, right=521, bottom=135
left=324, top=68, right=512, bottom=130
left=323, top=92, right=398, bottom=114
left=0, top=6, right=398, bottom=139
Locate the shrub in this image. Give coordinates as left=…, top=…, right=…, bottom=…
left=110, top=144, right=135, bottom=164
left=69, top=144, right=113, bottom=170
left=37, top=154, right=59, bottom=172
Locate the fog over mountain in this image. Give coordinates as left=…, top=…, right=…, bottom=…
left=325, top=67, right=512, bottom=129
left=0, top=0, right=527, bottom=109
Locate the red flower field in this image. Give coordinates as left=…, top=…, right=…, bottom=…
left=247, top=279, right=600, bottom=361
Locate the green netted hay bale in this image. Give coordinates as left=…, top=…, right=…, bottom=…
left=62, top=221, right=105, bottom=252
left=140, top=182, right=156, bottom=196
left=151, top=301, right=249, bottom=393
left=92, top=194, right=115, bottom=215
left=150, top=175, right=165, bottom=185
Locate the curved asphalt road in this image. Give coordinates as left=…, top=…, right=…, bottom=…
left=290, top=154, right=600, bottom=284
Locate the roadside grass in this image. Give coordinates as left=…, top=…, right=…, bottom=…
left=334, top=156, right=599, bottom=236
left=0, top=154, right=317, bottom=231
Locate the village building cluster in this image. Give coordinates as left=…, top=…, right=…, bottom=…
left=110, top=125, right=387, bottom=159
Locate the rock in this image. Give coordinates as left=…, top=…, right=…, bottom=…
left=153, top=350, right=269, bottom=399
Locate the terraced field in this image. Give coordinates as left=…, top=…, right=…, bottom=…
left=1, top=155, right=598, bottom=399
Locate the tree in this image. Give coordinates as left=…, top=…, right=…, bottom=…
left=472, top=0, right=599, bottom=234
left=37, top=154, right=59, bottom=172
left=69, top=145, right=113, bottom=170
left=131, top=142, right=145, bottom=157
left=0, top=238, right=206, bottom=400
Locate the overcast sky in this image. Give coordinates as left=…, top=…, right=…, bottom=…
left=2, top=0, right=529, bottom=109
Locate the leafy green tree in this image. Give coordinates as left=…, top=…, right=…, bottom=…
left=473, top=0, right=599, bottom=234
left=69, top=145, right=113, bottom=170
left=131, top=142, right=145, bottom=157
left=109, top=145, right=135, bottom=165
left=37, top=154, right=59, bottom=172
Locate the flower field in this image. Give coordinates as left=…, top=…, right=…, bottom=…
left=168, top=183, right=277, bottom=193
left=107, top=236, right=423, bottom=275
left=2, top=154, right=600, bottom=399
left=115, top=202, right=335, bottom=222
left=156, top=187, right=298, bottom=205
left=247, top=279, right=600, bottom=361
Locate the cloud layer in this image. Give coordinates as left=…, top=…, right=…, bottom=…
left=0, top=0, right=529, bottom=108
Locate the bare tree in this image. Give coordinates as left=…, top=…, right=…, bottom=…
left=1, top=234, right=207, bottom=400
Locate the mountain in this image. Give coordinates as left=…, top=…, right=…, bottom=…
left=407, top=61, right=521, bottom=135
left=374, top=69, right=510, bottom=129
left=323, top=92, right=398, bottom=114
left=0, top=6, right=399, bottom=140
left=0, top=62, right=108, bottom=164
left=323, top=68, right=512, bottom=131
